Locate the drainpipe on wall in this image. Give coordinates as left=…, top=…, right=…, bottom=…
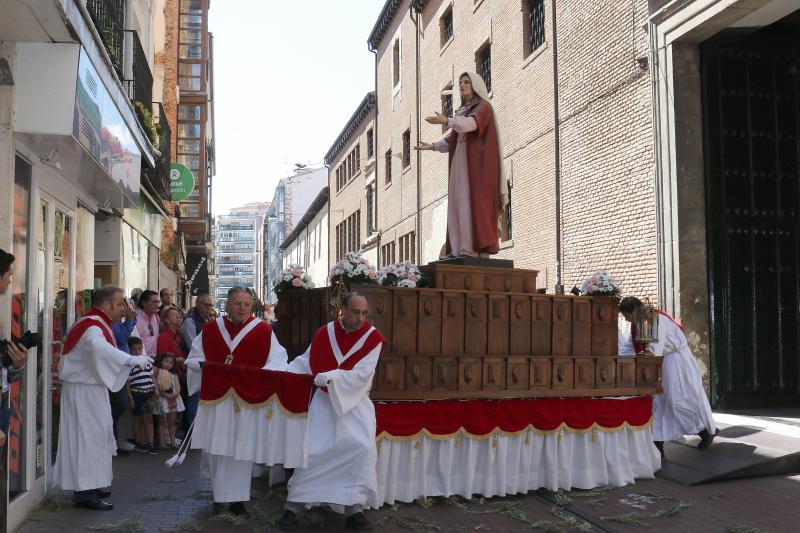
left=551, top=0, right=564, bottom=295
left=412, top=3, right=422, bottom=263
left=369, top=38, right=380, bottom=260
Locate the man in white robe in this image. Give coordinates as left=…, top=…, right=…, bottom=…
left=619, top=296, right=717, bottom=457
left=185, top=286, right=287, bottom=517
left=278, top=292, right=384, bottom=532
left=52, top=285, right=153, bottom=510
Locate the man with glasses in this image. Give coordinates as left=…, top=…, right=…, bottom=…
left=134, top=290, right=161, bottom=357
left=180, top=293, right=213, bottom=431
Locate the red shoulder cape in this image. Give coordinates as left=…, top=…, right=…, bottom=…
left=63, top=308, right=116, bottom=354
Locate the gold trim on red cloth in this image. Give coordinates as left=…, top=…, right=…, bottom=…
left=199, top=389, right=309, bottom=419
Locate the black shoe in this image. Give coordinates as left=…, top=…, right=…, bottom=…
left=74, top=499, right=114, bottom=511
left=228, top=501, right=250, bottom=518
left=115, top=448, right=130, bottom=456
left=133, top=444, right=149, bottom=453
left=212, top=502, right=225, bottom=514
left=147, top=444, right=158, bottom=455
left=278, top=510, right=299, bottom=531
left=697, top=428, right=718, bottom=449
left=345, top=512, right=372, bottom=531
left=654, top=441, right=665, bottom=458
left=96, top=488, right=111, bottom=498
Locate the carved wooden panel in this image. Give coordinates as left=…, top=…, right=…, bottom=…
left=405, top=356, right=432, bottom=392
left=506, top=357, right=529, bottom=390
left=417, top=290, right=442, bottom=355
left=392, top=290, right=418, bottom=354
left=531, top=296, right=552, bottom=355
left=441, top=293, right=465, bottom=356
left=509, top=296, right=531, bottom=355
left=572, top=298, right=592, bottom=356
left=432, top=357, right=458, bottom=391
left=377, top=355, right=405, bottom=392
left=482, top=357, right=506, bottom=392
left=595, top=358, right=616, bottom=389
left=488, top=295, right=510, bottom=355
left=574, top=357, right=596, bottom=389
left=592, top=297, right=619, bottom=356
left=636, top=356, right=662, bottom=389
left=464, top=294, right=488, bottom=355
left=552, top=357, right=574, bottom=389
left=358, top=286, right=393, bottom=351
left=552, top=297, right=573, bottom=356
left=530, top=357, right=552, bottom=390
left=616, top=357, right=636, bottom=388
left=458, top=357, right=482, bottom=392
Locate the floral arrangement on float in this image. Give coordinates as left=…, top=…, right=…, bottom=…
left=329, top=251, right=378, bottom=287
left=378, top=261, right=427, bottom=288
left=578, top=269, right=620, bottom=298
left=273, top=263, right=315, bottom=295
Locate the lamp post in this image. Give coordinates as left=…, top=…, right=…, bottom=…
left=634, top=297, right=659, bottom=356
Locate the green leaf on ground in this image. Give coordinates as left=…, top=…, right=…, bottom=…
left=728, top=527, right=769, bottom=533
left=192, top=490, right=213, bottom=500
left=176, top=523, right=203, bottom=532
left=210, top=511, right=249, bottom=526
left=251, top=507, right=282, bottom=527
left=376, top=510, right=442, bottom=532
left=602, top=501, right=691, bottom=527
left=86, top=514, right=144, bottom=532
left=44, top=497, right=73, bottom=511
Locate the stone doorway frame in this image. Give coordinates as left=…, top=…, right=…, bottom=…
left=648, top=0, right=784, bottom=402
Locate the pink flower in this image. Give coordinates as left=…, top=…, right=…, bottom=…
left=408, top=274, right=418, bottom=282
left=369, top=271, right=377, bottom=279
left=291, top=278, right=302, bottom=287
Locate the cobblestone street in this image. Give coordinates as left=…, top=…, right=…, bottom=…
left=16, top=445, right=800, bottom=533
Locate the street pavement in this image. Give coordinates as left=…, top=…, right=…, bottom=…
left=17, top=431, right=800, bottom=532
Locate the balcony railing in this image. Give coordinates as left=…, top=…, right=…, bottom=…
left=125, top=29, right=153, bottom=112
left=144, top=102, right=172, bottom=199
left=86, top=0, right=126, bottom=81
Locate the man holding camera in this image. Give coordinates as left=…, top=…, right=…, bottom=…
left=52, top=285, right=153, bottom=510
left=0, top=250, right=29, bottom=453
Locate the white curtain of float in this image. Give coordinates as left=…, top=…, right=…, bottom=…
left=376, top=427, right=660, bottom=505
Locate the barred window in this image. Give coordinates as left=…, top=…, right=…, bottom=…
left=503, top=181, right=513, bottom=241
left=441, top=8, right=453, bottom=46
left=402, top=129, right=411, bottom=169
left=392, top=39, right=401, bottom=87
left=366, top=183, right=376, bottom=233
left=529, top=0, right=545, bottom=54
left=399, top=231, right=416, bottom=263
left=381, top=242, right=396, bottom=267
left=385, top=149, right=392, bottom=184
left=478, top=44, right=491, bottom=93
left=367, top=128, right=374, bottom=159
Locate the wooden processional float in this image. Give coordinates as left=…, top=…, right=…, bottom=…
left=273, top=261, right=662, bottom=401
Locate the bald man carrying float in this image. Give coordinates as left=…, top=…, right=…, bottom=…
left=278, top=292, right=385, bottom=531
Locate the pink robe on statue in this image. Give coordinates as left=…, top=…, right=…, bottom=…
left=433, top=113, right=479, bottom=257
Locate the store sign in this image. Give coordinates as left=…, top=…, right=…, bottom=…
left=170, top=163, right=196, bottom=201
left=73, top=48, right=141, bottom=203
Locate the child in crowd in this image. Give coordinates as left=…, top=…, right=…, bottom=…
left=127, top=337, right=159, bottom=455
left=156, top=353, right=184, bottom=449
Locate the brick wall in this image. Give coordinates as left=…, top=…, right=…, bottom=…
left=368, top=0, right=659, bottom=300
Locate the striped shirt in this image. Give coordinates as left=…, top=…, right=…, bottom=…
left=129, top=363, right=155, bottom=392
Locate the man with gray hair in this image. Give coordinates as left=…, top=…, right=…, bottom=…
left=181, top=293, right=214, bottom=432
left=53, top=285, right=153, bottom=510
left=186, top=286, right=288, bottom=516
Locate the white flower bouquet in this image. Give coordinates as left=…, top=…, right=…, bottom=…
left=378, top=261, right=427, bottom=288
left=273, top=263, right=314, bottom=295
left=328, top=251, right=378, bottom=287
left=579, top=269, right=620, bottom=297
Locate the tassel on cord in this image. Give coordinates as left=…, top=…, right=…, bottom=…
left=166, top=418, right=195, bottom=468
left=454, top=433, right=462, bottom=449
left=524, top=430, right=531, bottom=445
left=592, top=428, right=598, bottom=443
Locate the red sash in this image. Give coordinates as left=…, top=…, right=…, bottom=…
left=310, top=321, right=384, bottom=376
left=62, top=308, right=116, bottom=354
left=200, top=316, right=273, bottom=368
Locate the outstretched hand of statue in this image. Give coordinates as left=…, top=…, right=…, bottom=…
left=425, top=112, right=448, bottom=125
left=414, top=142, right=433, bottom=151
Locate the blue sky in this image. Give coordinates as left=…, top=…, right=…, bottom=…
left=209, top=0, right=385, bottom=214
